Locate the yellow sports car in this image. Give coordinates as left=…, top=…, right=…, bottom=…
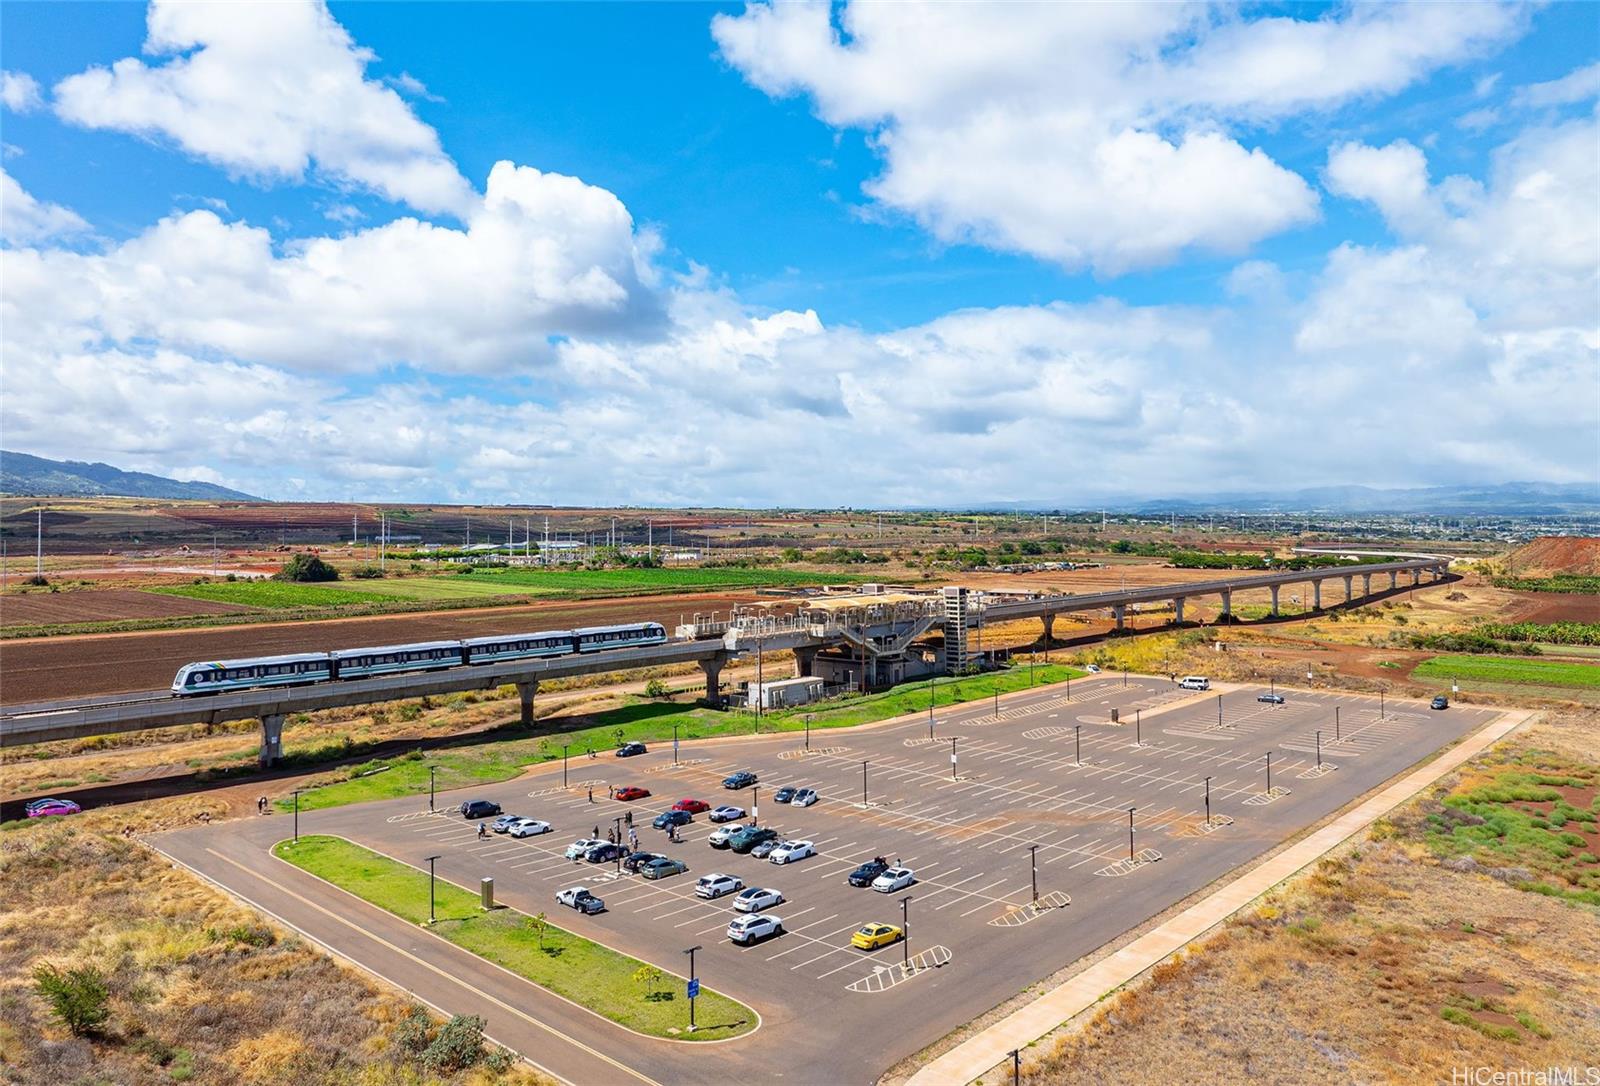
left=850, top=923, right=903, bottom=950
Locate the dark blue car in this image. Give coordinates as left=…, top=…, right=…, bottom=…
left=653, top=809, right=692, bottom=829
left=722, top=771, right=758, bottom=789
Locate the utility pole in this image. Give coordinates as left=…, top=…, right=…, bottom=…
left=37, top=508, right=43, bottom=576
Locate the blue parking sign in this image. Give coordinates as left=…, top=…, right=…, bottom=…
left=686, top=978, right=700, bottom=999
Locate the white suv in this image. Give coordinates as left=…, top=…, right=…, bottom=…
left=1179, top=676, right=1210, bottom=691
left=727, top=913, right=783, bottom=945
left=695, top=873, right=744, bottom=899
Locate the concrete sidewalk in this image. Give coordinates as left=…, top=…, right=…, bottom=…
left=905, top=708, right=1534, bottom=1086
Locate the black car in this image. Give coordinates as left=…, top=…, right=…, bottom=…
left=622, top=851, right=664, bottom=873
left=616, top=742, right=648, bottom=757
left=723, top=771, right=758, bottom=790
left=460, top=799, right=502, bottom=819
left=774, top=786, right=797, bottom=804
left=848, top=859, right=890, bottom=887
left=653, top=809, right=693, bottom=829
left=584, top=843, right=626, bottom=864
left=1431, top=695, right=1450, bottom=710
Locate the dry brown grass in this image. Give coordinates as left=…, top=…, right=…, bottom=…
left=993, top=710, right=1600, bottom=1086
left=0, top=796, right=554, bottom=1085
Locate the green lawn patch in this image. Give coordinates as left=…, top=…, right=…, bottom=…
left=1412, top=654, right=1600, bottom=689
left=274, top=836, right=754, bottom=1040
left=282, top=665, right=1085, bottom=813
left=456, top=567, right=865, bottom=595
left=147, top=582, right=391, bottom=609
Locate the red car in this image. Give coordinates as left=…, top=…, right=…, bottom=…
left=672, top=798, right=710, bottom=814
left=615, top=786, right=651, bottom=802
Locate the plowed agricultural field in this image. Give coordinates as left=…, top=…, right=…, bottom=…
left=0, top=591, right=758, bottom=704
left=1, top=589, right=253, bottom=628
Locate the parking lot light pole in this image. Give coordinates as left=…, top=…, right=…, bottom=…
left=428, top=766, right=439, bottom=812
left=1316, top=731, right=1322, bottom=769
left=929, top=674, right=936, bottom=731
left=1135, top=709, right=1141, bottom=748
left=292, top=789, right=303, bottom=842
left=562, top=744, right=569, bottom=788
left=1265, top=751, right=1272, bottom=794
left=1218, top=693, right=1223, bottom=727
left=1335, top=706, right=1341, bottom=743
left=1379, top=690, right=1385, bottom=719
left=1029, top=844, right=1039, bottom=903
left=425, top=854, right=441, bottom=924
left=900, top=895, right=912, bottom=967
left=752, top=785, right=760, bottom=828
left=684, top=945, right=702, bottom=1032
left=1009, top=1048, right=1021, bottom=1086
left=1204, top=776, right=1212, bottom=827
left=1075, top=725, right=1082, bottom=767
left=805, top=714, right=811, bottom=751
left=1127, top=807, right=1136, bottom=860
left=950, top=737, right=958, bottom=780
left=672, top=725, right=679, bottom=766
left=993, top=685, right=1000, bottom=719
left=861, top=760, right=869, bottom=807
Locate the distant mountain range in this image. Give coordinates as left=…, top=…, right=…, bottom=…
left=985, top=482, right=1600, bottom=517
left=0, top=450, right=261, bottom=501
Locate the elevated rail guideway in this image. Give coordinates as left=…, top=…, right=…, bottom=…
left=0, top=553, right=1450, bottom=765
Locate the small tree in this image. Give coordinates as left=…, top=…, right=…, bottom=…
left=523, top=911, right=548, bottom=948
left=274, top=553, right=339, bottom=582
left=632, top=964, right=663, bottom=1001
left=32, top=962, right=110, bottom=1036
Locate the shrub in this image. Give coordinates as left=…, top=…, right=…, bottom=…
left=32, top=962, right=111, bottom=1036
left=422, top=1014, right=487, bottom=1074
left=644, top=679, right=669, bottom=699
left=350, top=563, right=385, bottom=579
left=393, top=1006, right=433, bottom=1058
left=274, top=553, right=339, bottom=582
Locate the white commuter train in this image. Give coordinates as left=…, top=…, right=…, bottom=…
left=170, top=622, right=668, bottom=696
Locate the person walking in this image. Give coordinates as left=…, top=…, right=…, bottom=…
left=478, top=822, right=487, bottom=839
left=628, top=827, right=639, bottom=850
left=593, top=825, right=600, bottom=840
left=607, top=784, right=615, bottom=799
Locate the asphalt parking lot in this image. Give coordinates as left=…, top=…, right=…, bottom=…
left=158, top=676, right=1499, bottom=1085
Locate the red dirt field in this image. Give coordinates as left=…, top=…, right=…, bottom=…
left=0, top=591, right=761, bottom=704
left=0, top=589, right=254, bottom=627
left=1507, top=591, right=1600, bottom=623
left=1507, top=536, right=1600, bottom=576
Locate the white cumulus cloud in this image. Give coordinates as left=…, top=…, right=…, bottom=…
left=52, top=0, right=474, bottom=215
left=1, top=71, right=43, bottom=113
left=0, top=169, right=89, bottom=244
left=713, top=1, right=1527, bottom=275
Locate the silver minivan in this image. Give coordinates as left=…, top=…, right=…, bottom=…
left=1179, top=676, right=1211, bottom=691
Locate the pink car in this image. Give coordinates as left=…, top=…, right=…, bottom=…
left=25, top=798, right=81, bottom=818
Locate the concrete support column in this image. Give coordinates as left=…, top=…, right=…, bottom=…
left=1219, top=590, right=1232, bottom=620
left=1389, top=570, right=1398, bottom=590
left=517, top=681, right=537, bottom=727
left=1343, top=575, right=1353, bottom=602
left=1363, top=573, right=1372, bottom=598
left=1173, top=598, right=1186, bottom=625
left=259, top=713, right=284, bottom=768
left=1411, top=569, right=1421, bottom=586
left=793, top=646, right=819, bottom=677
left=1312, top=581, right=1322, bottom=610
left=700, top=656, right=726, bottom=707
left=1269, top=585, right=1280, bottom=616
left=1112, top=604, right=1126, bottom=631
left=1041, top=613, right=1055, bottom=645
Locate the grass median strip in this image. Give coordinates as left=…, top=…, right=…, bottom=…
left=284, top=665, right=1085, bottom=812
left=273, top=835, right=756, bottom=1040
left=1413, top=654, right=1600, bottom=689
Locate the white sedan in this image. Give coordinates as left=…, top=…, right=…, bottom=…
left=768, top=840, right=816, bottom=865
left=792, top=788, right=818, bottom=807
left=563, top=837, right=603, bottom=859
left=732, top=886, right=784, bottom=913
left=871, top=866, right=915, bottom=893
left=508, top=818, right=552, bottom=838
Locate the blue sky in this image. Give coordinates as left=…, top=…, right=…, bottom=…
left=1, top=2, right=1596, bottom=505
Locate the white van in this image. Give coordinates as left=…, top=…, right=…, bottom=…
left=1179, top=676, right=1211, bottom=691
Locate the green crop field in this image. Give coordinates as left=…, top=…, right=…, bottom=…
left=147, top=582, right=392, bottom=609
left=274, top=836, right=756, bottom=1039
left=1413, top=655, right=1600, bottom=689
left=320, top=577, right=525, bottom=601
